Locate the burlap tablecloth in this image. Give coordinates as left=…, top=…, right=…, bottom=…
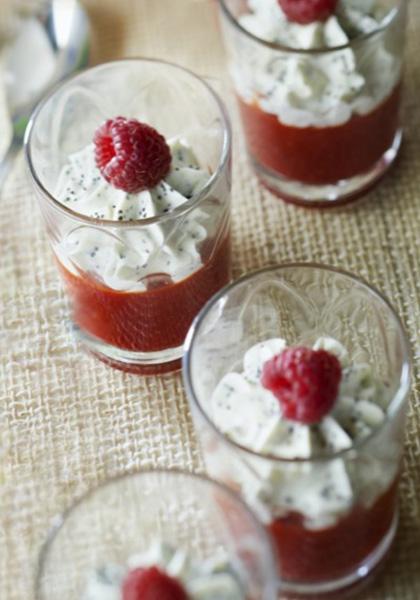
left=1, top=1, right=419, bottom=598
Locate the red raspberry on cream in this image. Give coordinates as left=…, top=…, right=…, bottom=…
left=261, top=346, right=342, bottom=424
left=278, top=0, right=339, bottom=24
left=122, top=566, right=188, bottom=600
left=94, top=117, right=171, bottom=193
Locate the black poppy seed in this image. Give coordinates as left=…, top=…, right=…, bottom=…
left=321, top=487, right=332, bottom=499
left=118, top=216, right=123, bottom=221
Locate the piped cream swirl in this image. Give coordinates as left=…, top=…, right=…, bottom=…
left=54, top=139, right=210, bottom=291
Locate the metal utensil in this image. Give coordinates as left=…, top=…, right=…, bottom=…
left=0, top=0, right=90, bottom=187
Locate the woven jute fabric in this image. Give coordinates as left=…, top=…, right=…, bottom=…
left=1, top=1, right=419, bottom=598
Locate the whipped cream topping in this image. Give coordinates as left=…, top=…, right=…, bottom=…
left=56, top=139, right=208, bottom=220
left=232, top=0, right=400, bottom=127
left=55, top=139, right=211, bottom=291
left=209, top=337, right=396, bottom=528
left=84, top=541, right=245, bottom=600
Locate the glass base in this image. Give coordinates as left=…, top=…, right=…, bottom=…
left=279, top=509, right=398, bottom=597
left=252, top=129, right=402, bottom=209
left=72, top=323, right=182, bottom=375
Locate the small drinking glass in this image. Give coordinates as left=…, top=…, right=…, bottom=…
left=36, top=469, right=279, bottom=600
left=25, top=59, right=231, bottom=374
left=183, top=264, right=411, bottom=596
left=218, top=0, right=407, bottom=207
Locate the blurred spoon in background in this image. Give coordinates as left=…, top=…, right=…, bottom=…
left=0, top=0, right=90, bottom=188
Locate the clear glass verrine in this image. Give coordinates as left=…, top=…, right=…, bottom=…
left=183, top=264, right=411, bottom=596
left=25, top=59, right=232, bottom=374
left=218, top=0, right=407, bottom=207
left=36, top=470, right=279, bottom=600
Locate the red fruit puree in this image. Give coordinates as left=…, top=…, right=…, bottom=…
left=238, top=84, right=401, bottom=185
left=269, top=478, right=398, bottom=583
left=58, top=231, right=230, bottom=357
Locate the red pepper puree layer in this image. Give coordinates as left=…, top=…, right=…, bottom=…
left=58, top=233, right=231, bottom=353
left=238, top=84, right=401, bottom=185
left=269, top=478, right=398, bottom=584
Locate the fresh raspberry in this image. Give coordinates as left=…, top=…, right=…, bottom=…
left=94, top=117, right=171, bottom=193
left=278, top=0, right=338, bottom=24
left=122, top=566, right=189, bottom=600
left=261, top=347, right=342, bottom=424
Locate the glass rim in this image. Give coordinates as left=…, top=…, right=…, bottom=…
left=35, top=467, right=279, bottom=600
left=183, top=262, right=412, bottom=465
left=218, top=0, right=407, bottom=55
left=24, top=58, right=232, bottom=229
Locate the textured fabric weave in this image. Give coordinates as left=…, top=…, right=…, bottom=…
left=1, top=1, right=419, bottom=598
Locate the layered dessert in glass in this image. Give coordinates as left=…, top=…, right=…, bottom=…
left=25, top=59, right=231, bottom=374
left=35, top=470, right=279, bottom=600
left=218, top=0, right=407, bottom=206
left=183, top=264, right=411, bottom=595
